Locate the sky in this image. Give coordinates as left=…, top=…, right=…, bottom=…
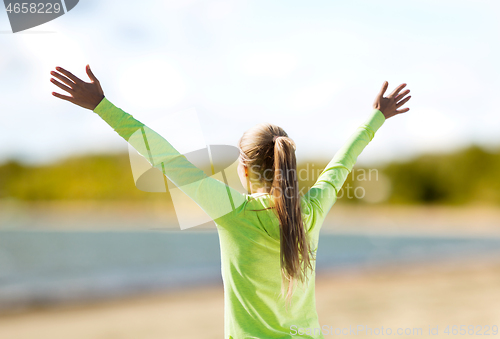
left=1, top=0, right=499, bottom=168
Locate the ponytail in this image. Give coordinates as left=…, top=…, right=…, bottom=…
left=238, top=123, right=315, bottom=311
left=271, top=136, right=314, bottom=311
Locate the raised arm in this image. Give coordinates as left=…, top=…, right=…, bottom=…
left=50, top=65, right=246, bottom=227
left=301, top=81, right=411, bottom=232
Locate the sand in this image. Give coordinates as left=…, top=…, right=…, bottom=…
left=1, top=255, right=499, bottom=339
left=2, top=201, right=499, bottom=338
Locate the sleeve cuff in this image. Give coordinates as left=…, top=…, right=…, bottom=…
left=93, top=96, right=112, bottom=115
left=363, top=109, right=386, bottom=133
left=92, top=96, right=127, bottom=129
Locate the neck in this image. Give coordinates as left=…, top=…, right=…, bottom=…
left=253, top=186, right=270, bottom=194
left=247, top=178, right=271, bottom=195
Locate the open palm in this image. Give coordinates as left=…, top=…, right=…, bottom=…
left=373, top=81, right=411, bottom=119
left=50, top=65, right=105, bottom=110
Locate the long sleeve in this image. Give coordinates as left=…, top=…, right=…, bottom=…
left=301, top=109, right=386, bottom=232
left=93, top=97, right=246, bottom=226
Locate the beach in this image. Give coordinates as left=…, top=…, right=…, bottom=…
left=1, top=200, right=500, bottom=338
left=1, top=255, right=499, bottom=339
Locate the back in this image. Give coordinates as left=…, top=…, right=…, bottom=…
left=92, top=98, right=385, bottom=339
left=215, top=192, right=323, bottom=339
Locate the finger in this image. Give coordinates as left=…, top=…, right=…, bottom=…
left=55, top=67, right=83, bottom=85
left=395, top=107, right=410, bottom=114
left=86, top=64, right=99, bottom=83
left=378, top=81, right=388, bottom=97
left=86, top=65, right=104, bottom=93
left=51, top=70, right=76, bottom=87
left=394, top=89, right=410, bottom=102
left=50, top=78, right=74, bottom=94
left=52, top=91, right=76, bottom=103
left=388, top=83, right=407, bottom=98
left=396, top=95, right=411, bottom=108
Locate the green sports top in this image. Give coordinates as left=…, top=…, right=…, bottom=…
left=93, top=97, right=386, bottom=339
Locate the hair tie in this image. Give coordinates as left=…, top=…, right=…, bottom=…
left=272, top=135, right=296, bottom=150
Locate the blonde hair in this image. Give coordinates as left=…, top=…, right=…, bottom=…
left=238, top=122, right=314, bottom=310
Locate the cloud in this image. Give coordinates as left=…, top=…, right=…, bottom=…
left=284, top=80, right=341, bottom=112
left=232, top=50, right=298, bottom=78
left=116, top=54, right=188, bottom=111
left=404, top=107, right=465, bottom=152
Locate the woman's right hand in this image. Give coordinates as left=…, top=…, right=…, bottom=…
left=51, top=65, right=105, bottom=111
left=373, top=81, right=411, bottom=119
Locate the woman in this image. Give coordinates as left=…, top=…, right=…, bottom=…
left=50, top=65, right=411, bottom=339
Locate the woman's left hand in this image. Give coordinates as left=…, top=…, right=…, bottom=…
left=50, top=65, right=105, bottom=110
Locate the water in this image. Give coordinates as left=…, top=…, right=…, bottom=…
left=1, top=229, right=500, bottom=311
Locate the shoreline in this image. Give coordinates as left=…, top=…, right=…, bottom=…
left=1, top=256, right=499, bottom=339
left=2, top=200, right=500, bottom=236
